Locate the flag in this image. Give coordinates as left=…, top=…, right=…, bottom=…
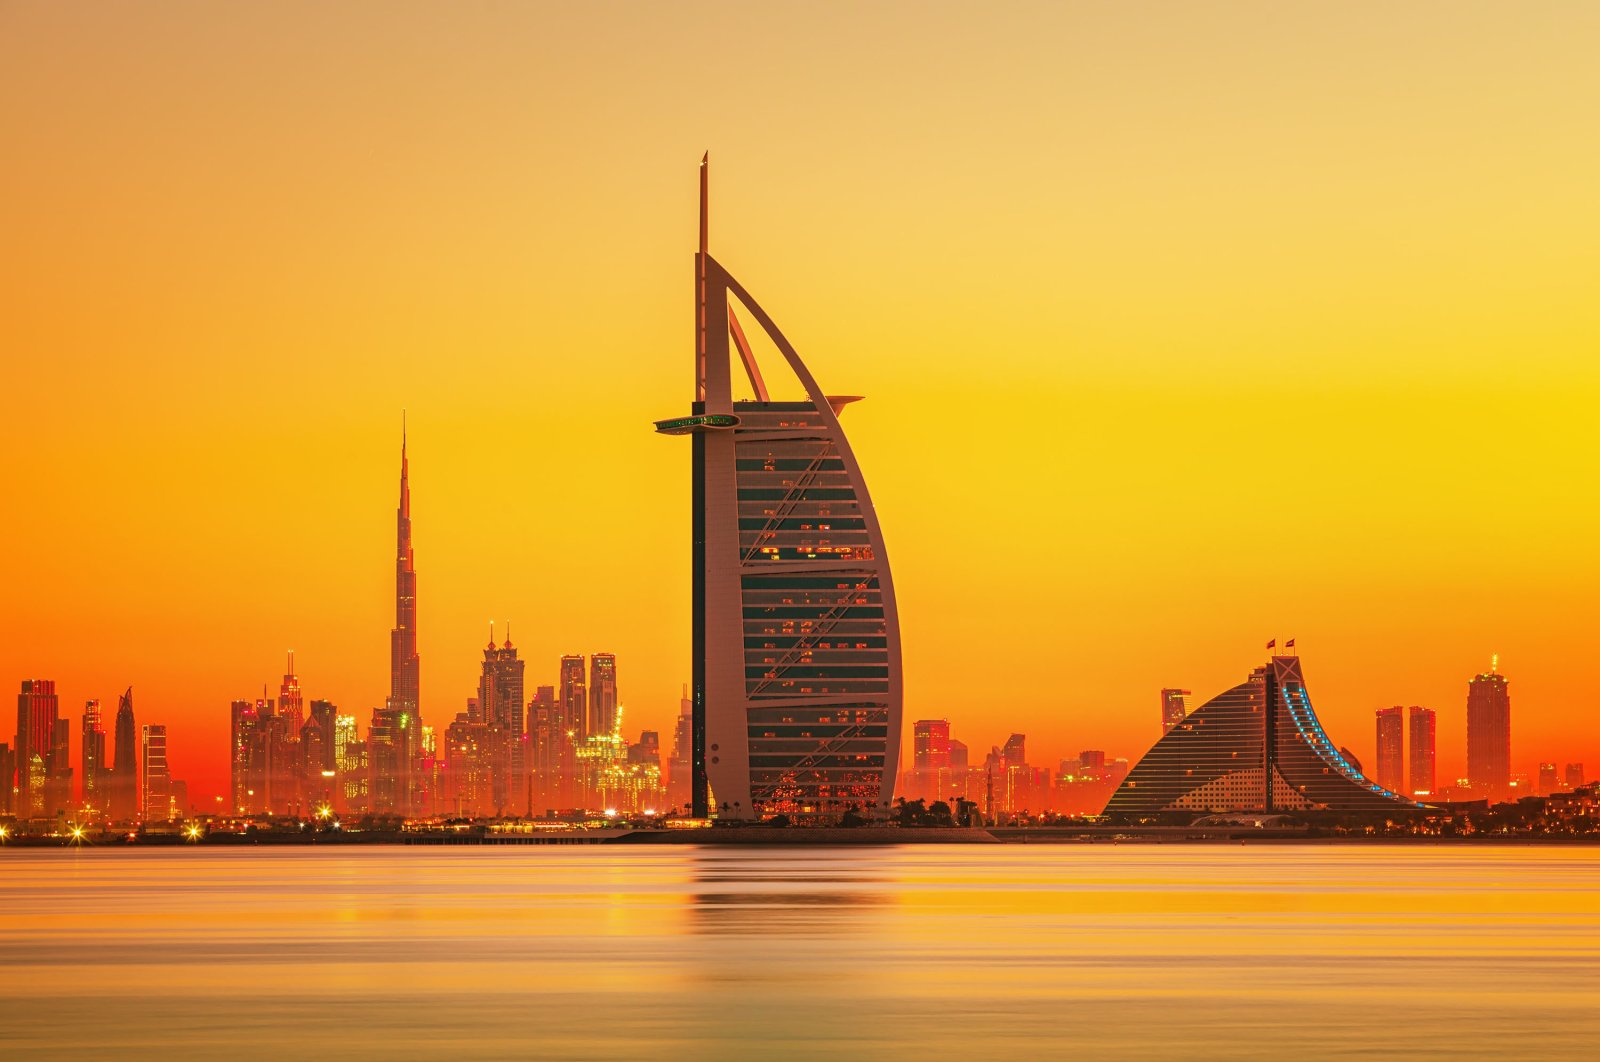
left=1266, top=639, right=1275, bottom=650
left=1286, top=638, right=1296, bottom=649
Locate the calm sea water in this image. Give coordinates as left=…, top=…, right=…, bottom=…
left=2, top=844, right=1598, bottom=1059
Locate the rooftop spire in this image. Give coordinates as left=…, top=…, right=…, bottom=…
left=696, top=152, right=708, bottom=402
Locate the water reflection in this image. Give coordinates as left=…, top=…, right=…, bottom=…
left=1, top=845, right=1598, bottom=1058
left=686, top=849, right=889, bottom=935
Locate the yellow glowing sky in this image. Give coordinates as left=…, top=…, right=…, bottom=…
left=3, top=3, right=1598, bottom=799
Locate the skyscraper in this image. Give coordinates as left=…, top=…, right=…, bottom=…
left=559, top=656, right=587, bottom=740
left=1160, top=689, right=1190, bottom=734
left=558, top=655, right=587, bottom=806
left=140, top=724, right=170, bottom=822
left=588, top=653, right=618, bottom=738
left=478, top=629, right=525, bottom=815
left=382, top=420, right=423, bottom=815
left=278, top=651, right=304, bottom=737
left=306, top=698, right=337, bottom=774
left=1408, top=706, right=1437, bottom=798
left=668, top=684, right=692, bottom=810
left=229, top=699, right=258, bottom=813
left=1564, top=763, right=1585, bottom=789
left=110, top=687, right=138, bottom=821
left=655, top=156, right=903, bottom=821
left=1375, top=707, right=1405, bottom=795
left=14, top=679, right=62, bottom=817
left=335, top=714, right=367, bottom=814
left=912, top=719, right=951, bottom=800
left=1107, top=655, right=1425, bottom=815
left=1466, top=658, right=1511, bottom=802
left=913, top=720, right=951, bottom=773
left=1537, top=762, right=1558, bottom=795
left=527, top=685, right=560, bottom=813
left=302, top=698, right=337, bottom=811
left=0, top=743, right=13, bottom=816
left=81, top=699, right=107, bottom=809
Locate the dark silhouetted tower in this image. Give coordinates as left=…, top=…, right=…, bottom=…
left=110, top=688, right=138, bottom=821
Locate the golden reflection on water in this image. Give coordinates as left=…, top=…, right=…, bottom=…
left=2, top=845, right=1598, bottom=1058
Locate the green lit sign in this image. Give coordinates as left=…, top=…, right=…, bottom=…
left=653, top=413, right=742, bottom=435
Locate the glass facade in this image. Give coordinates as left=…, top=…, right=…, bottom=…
left=730, top=403, right=898, bottom=819
left=1108, top=656, right=1428, bottom=815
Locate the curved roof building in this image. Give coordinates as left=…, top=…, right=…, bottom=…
left=656, top=157, right=903, bottom=822
left=1106, top=656, right=1429, bottom=816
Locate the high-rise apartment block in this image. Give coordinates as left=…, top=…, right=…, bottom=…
left=1375, top=707, right=1405, bottom=794
left=1467, top=659, right=1511, bottom=802
left=1408, top=706, right=1436, bottom=798
left=1161, top=689, right=1190, bottom=734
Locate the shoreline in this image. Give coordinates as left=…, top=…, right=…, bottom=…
left=6, top=826, right=1600, bottom=848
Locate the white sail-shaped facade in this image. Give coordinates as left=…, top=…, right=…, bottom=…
left=657, top=159, right=902, bottom=821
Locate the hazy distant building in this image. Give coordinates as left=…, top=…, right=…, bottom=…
left=1108, top=656, right=1426, bottom=816
left=14, top=679, right=63, bottom=817
left=1466, top=660, right=1511, bottom=802
left=81, top=699, right=107, bottom=810
left=140, top=724, right=170, bottom=822
left=1408, top=706, right=1437, bottom=798
left=947, top=738, right=969, bottom=798
left=335, top=714, right=367, bottom=814
left=559, top=656, right=587, bottom=738
left=588, top=653, right=618, bottom=738
left=478, top=632, right=526, bottom=815
left=1565, top=763, right=1585, bottom=789
left=278, top=652, right=304, bottom=738
left=668, top=685, right=692, bottom=811
left=110, top=687, right=138, bottom=821
left=1161, top=689, right=1190, bottom=734
left=230, top=699, right=258, bottom=813
left=1375, top=707, right=1405, bottom=794
left=301, top=698, right=337, bottom=811
left=527, top=685, right=560, bottom=813
left=912, top=719, right=951, bottom=800
left=0, top=743, right=13, bottom=815
left=1538, top=762, right=1558, bottom=795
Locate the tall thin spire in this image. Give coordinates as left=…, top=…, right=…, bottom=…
left=696, top=152, right=709, bottom=403
left=384, top=415, right=423, bottom=816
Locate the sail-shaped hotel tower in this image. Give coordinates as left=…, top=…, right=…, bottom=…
left=656, top=157, right=902, bottom=822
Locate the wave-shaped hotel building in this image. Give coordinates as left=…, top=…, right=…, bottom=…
left=656, top=157, right=902, bottom=822
left=1107, top=655, right=1429, bottom=816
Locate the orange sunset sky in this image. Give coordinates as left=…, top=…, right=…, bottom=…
left=3, top=3, right=1598, bottom=801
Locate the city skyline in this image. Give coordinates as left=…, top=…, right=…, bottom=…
left=4, top=5, right=1599, bottom=803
